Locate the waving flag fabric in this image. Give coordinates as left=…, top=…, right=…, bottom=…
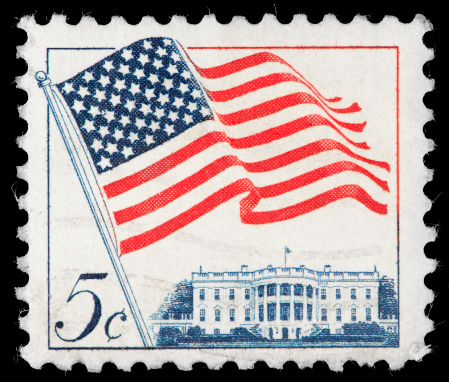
left=54, top=37, right=390, bottom=256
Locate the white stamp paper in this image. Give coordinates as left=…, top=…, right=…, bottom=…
left=17, top=15, right=435, bottom=371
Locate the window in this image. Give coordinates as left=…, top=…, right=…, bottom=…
left=245, top=308, right=250, bottom=321
left=336, top=288, right=341, bottom=299
left=215, top=289, right=220, bottom=300
left=294, top=284, right=303, bottom=296
left=321, top=308, right=327, bottom=321
left=336, top=328, right=342, bottom=334
left=214, top=328, right=220, bottom=335
left=215, top=309, right=221, bottom=322
left=366, top=308, right=371, bottom=321
left=321, top=289, right=326, bottom=300
left=199, top=289, right=205, bottom=301
left=366, top=288, right=371, bottom=299
left=267, top=284, right=276, bottom=296
left=306, top=285, right=313, bottom=298
left=229, top=309, right=235, bottom=322
left=336, top=308, right=342, bottom=322
left=268, top=303, right=276, bottom=321
left=200, top=309, right=205, bottom=322
left=258, top=285, right=264, bottom=297
left=245, top=288, right=250, bottom=300
left=294, top=303, right=303, bottom=320
left=296, top=328, right=301, bottom=339
left=281, top=283, right=290, bottom=296
left=307, top=304, right=312, bottom=321
left=229, top=289, right=235, bottom=300
left=259, top=304, right=264, bottom=322
left=351, top=308, right=356, bottom=322
left=316, top=288, right=319, bottom=297
left=280, top=303, right=290, bottom=321
left=351, top=289, right=356, bottom=299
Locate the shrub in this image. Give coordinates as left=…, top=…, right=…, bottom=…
left=157, top=326, right=182, bottom=347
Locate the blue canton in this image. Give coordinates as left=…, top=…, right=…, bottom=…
left=56, top=38, right=213, bottom=174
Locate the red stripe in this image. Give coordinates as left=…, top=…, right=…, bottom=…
left=104, top=116, right=371, bottom=199
left=193, top=51, right=341, bottom=104
left=114, top=160, right=389, bottom=225
left=105, top=134, right=386, bottom=200
left=207, top=72, right=361, bottom=114
left=215, top=92, right=366, bottom=132
left=120, top=182, right=387, bottom=254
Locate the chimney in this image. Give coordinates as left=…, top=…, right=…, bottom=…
left=199, top=266, right=202, bottom=273
left=324, top=265, right=331, bottom=273
left=241, top=265, right=248, bottom=273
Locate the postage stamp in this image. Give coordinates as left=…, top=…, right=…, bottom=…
left=17, top=15, right=435, bottom=371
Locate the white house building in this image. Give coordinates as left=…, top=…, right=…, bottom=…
left=192, top=264, right=384, bottom=339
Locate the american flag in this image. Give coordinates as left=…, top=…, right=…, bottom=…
left=55, top=37, right=390, bottom=256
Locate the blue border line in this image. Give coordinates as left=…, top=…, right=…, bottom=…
left=46, top=46, right=400, bottom=350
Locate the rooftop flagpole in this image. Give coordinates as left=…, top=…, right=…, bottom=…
left=36, top=71, right=153, bottom=348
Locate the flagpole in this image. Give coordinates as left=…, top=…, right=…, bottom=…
left=36, top=71, right=153, bottom=348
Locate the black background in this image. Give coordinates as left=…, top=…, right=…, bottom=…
left=8, top=2, right=448, bottom=378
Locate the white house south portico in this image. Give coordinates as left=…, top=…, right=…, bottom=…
left=192, top=265, right=382, bottom=339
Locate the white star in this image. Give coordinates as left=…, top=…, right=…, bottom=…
left=156, top=47, right=166, bottom=57
left=148, top=73, right=159, bottom=84
left=118, top=64, right=130, bottom=76
left=143, top=40, right=153, bottom=50
left=105, top=142, right=118, bottom=155
left=128, top=132, right=139, bottom=143
left=159, top=94, right=170, bottom=105
left=91, top=138, right=103, bottom=153
left=110, top=94, right=121, bottom=106
left=98, top=125, right=110, bottom=138
left=191, top=89, right=201, bottom=99
left=167, top=64, right=177, bottom=75
left=138, top=54, right=149, bottom=66
left=145, top=134, right=155, bottom=145
left=114, top=79, right=126, bottom=91
left=153, top=59, right=163, bottom=69
left=62, top=82, right=74, bottom=93
left=103, top=60, right=114, bottom=72
left=148, top=120, right=159, bottom=131
left=179, top=83, right=189, bottom=93
left=129, top=83, right=140, bottom=95
left=199, top=107, right=210, bottom=117
left=172, top=53, right=181, bottom=62
left=167, top=111, right=178, bottom=122
left=145, top=88, right=155, bottom=100
left=97, top=156, right=111, bottom=170
left=83, top=120, right=96, bottom=133
left=124, top=99, right=136, bottom=112
left=140, top=104, right=152, bottom=116
left=120, top=115, right=131, bottom=126
left=122, top=49, right=133, bottom=61
left=134, top=68, right=145, bottom=79
left=181, top=70, right=190, bottom=79
left=165, top=125, right=176, bottom=135
left=78, top=86, right=89, bottom=98
left=83, top=71, right=94, bottom=83
left=135, top=118, right=146, bottom=128
left=163, top=39, right=172, bottom=46
left=187, top=103, right=197, bottom=112
left=73, top=99, right=86, bottom=114
left=173, top=97, right=184, bottom=109
left=99, top=75, right=110, bottom=88
left=93, top=89, right=106, bottom=102
left=114, top=129, right=124, bottom=141
left=103, top=110, right=115, bottom=123
left=154, top=108, right=165, bottom=119
left=122, top=146, right=134, bottom=159
left=89, top=106, right=101, bottom=117
left=183, top=114, right=193, bottom=124
left=163, top=78, right=174, bottom=90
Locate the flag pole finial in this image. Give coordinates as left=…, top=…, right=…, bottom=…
left=35, top=71, right=51, bottom=87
